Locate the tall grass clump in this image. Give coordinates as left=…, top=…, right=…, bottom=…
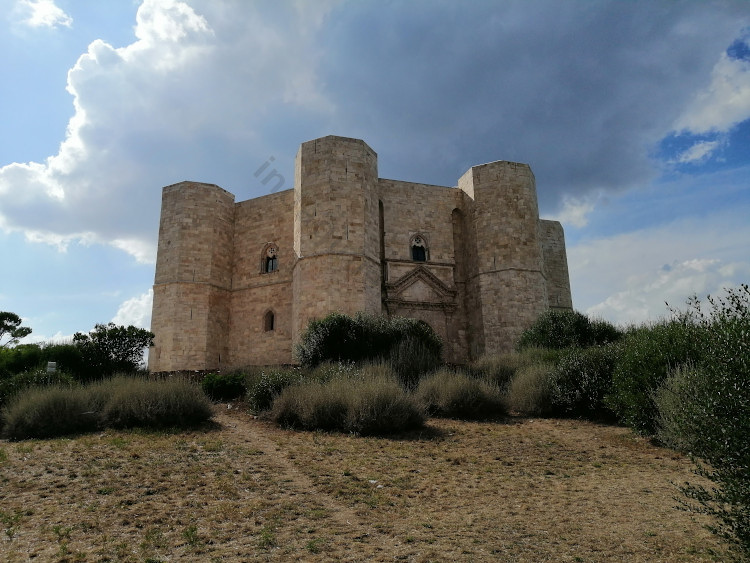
left=1, top=386, right=96, bottom=439
left=504, top=362, right=556, bottom=415
left=270, top=366, right=423, bottom=435
left=99, top=376, right=212, bottom=429
left=0, top=368, right=75, bottom=410
left=246, top=368, right=304, bottom=412
left=654, top=286, right=750, bottom=557
left=605, top=316, right=702, bottom=435
left=1, top=376, right=212, bottom=440
left=415, top=368, right=505, bottom=420
left=469, top=347, right=563, bottom=391
left=295, top=312, right=442, bottom=387
left=551, top=344, right=620, bottom=419
left=516, top=309, right=622, bottom=350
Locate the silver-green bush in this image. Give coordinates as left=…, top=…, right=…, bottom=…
left=270, top=369, right=423, bottom=435
left=504, top=363, right=556, bottom=415
left=415, top=368, right=505, bottom=420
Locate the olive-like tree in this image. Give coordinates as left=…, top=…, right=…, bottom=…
left=0, top=312, right=32, bottom=348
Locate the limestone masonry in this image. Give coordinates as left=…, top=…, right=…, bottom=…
left=148, top=135, right=572, bottom=371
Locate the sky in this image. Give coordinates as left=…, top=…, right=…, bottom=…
left=1, top=0, right=749, bottom=344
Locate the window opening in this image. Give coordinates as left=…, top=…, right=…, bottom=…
left=264, top=310, right=275, bottom=332
left=263, top=245, right=278, bottom=273
left=411, top=235, right=427, bottom=262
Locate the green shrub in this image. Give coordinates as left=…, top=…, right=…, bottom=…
left=1, top=376, right=213, bottom=439
left=415, top=368, right=505, bottom=420
left=100, top=377, right=213, bottom=429
left=39, top=343, right=86, bottom=379
left=201, top=371, right=247, bottom=401
left=270, top=372, right=423, bottom=435
left=504, top=363, right=556, bottom=415
left=295, top=312, right=442, bottom=387
left=655, top=286, right=750, bottom=557
left=551, top=344, right=620, bottom=418
left=246, top=368, right=304, bottom=412
left=517, top=309, right=622, bottom=350
left=0, top=368, right=76, bottom=409
left=605, top=317, right=702, bottom=435
left=0, top=344, right=43, bottom=378
left=1, top=386, right=97, bottom=439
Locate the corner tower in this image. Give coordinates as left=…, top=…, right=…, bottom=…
left=292, top=136, right=382, bottom=343
left=148, top=181, right=234, bottom=372
left=458, top=161, right=549, bottom=356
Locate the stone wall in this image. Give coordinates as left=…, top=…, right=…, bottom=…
left=229, top=189, right=295, bottom=366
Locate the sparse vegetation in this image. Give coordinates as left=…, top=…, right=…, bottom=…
left=0, top=408, right=729, bottom=560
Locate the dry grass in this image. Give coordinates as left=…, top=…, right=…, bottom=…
left=0, top=406, right=729, bottom=561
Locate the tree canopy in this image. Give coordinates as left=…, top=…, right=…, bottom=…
left=0, top=312, right=32, bottom=348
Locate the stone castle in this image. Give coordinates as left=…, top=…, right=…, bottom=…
left=148, top=135, right=572, bottom=372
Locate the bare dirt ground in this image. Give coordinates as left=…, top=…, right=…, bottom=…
left=0, top=406, right=729, bottom=562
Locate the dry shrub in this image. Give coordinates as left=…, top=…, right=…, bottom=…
left=505, top=363, right=556, bottom=415
left=2, top=376, right=212, bottom=440
left=2, top=386, right=96, bottom=440
left=415, top=368, right=505, bottom=420
left=100, top=376, right=212, bottom=429
left=270, top=372, right=423, bottom=435
left=470, top=348, right=562, bottom=391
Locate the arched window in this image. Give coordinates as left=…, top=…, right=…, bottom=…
left=261, top=243, right=278, bottom=274
left=263, top=310, right=275, bottom=332
left=410, top=235, right=428, bottom=262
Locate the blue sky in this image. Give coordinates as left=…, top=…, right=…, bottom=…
left=1, top=0, right=749, bottom=343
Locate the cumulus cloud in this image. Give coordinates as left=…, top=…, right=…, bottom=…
left=112, top=289, right=153, bottom=328
left=569, top=209, right=750, bottom=325
left=18, top=0, right=72, bottom=29
left=674, top=52, right=750, bottom=135
left=0, top=0, right=334, bottom=263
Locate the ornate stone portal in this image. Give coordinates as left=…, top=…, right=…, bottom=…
left=148, top=135, right=572, bottom=372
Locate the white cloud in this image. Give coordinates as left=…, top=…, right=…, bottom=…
left=0, top=0, right=334, bottom=264
left=18, top=0, right=72, bottom=29
left=112, top=289, right=153, bottom=328
left=569, top=209, right=750, bottom=325
left=676, top=140, right=721, bottom=164
left=549, top=194, right=597, bottom=228
left=674, top=52, right=750, bottom=134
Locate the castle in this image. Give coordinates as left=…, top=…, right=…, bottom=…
left=148, top=135, right=572, bottom=372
